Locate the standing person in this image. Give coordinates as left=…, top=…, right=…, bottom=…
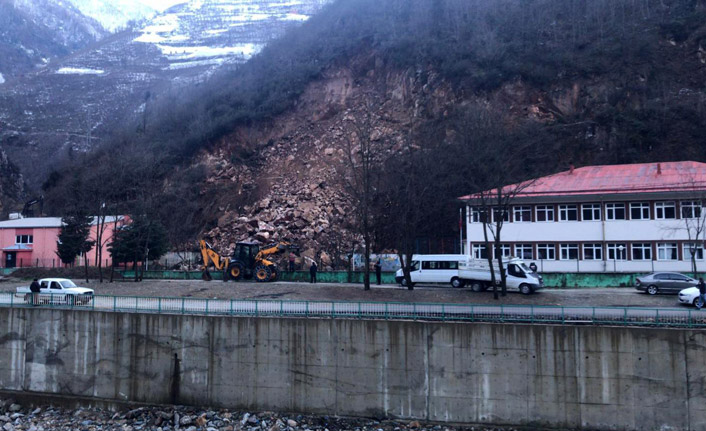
left=29, top=278, right=40, bottom=306
left=289, top=252, right=296, bottom=272
left=374, top=259, right=382, bottom=285
left=309, top=261, right=317, bottom=284
left=699, top=278, right=706, bottom=309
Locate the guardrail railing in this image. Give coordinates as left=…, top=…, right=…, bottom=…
left=1, top=292, right=703, bottom=328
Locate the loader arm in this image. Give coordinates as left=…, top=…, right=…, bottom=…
left=199, top=240, right=230, bottom=281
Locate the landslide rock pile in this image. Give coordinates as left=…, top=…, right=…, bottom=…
left=0, top=398, right=524, bottom=431
left=200, top=62, right=459, bottom=270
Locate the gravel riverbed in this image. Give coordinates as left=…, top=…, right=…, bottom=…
left=0, top=399, right=531, bottom=431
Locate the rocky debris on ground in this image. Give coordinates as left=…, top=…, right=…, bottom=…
left=199, top=63, right=460, bottom=271
left=0, top=399, right=527, bottom=431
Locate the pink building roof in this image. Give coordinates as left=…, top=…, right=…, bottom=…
left=459, top=161, right=706, bottom=200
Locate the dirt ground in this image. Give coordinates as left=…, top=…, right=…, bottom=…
left=0, top=277, right=685, bottom=308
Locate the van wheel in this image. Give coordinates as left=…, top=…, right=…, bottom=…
left=470, top=281, right=484, bottom=292
left=451, top=277, right=465, bottom=289
left=519, top=284, right=532, bottom=295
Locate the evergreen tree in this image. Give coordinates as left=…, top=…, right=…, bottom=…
left=108, top=215, right=168, bottom=281
left=56, top=211, right=95, bottom=282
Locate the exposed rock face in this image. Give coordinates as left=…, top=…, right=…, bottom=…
left=200, top=56, right=460, bottom=268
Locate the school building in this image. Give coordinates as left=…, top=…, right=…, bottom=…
left=460, top=161, right=706, bottom=273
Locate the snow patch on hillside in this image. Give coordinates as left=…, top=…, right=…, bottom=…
left=56, top=67, right=106, bottom=75
left=156, top=44, right=261, bottom=60
left=0, top=73, right=5, bottom=84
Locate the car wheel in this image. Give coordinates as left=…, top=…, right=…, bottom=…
left=647, top=285, right=659, bottom=295
left=693, top=297, right=701, bottom=307
left=520, top=283, right=532, bottom=295
left=470, top=281, right=484, bottom=292
left=451, top=277, right=465, bottom=288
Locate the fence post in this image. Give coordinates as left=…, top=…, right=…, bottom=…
left=358, top=302, right=362, bottom=319
left=181, top=298, right=185, bottom=314
left=113, top=296, right=117, bottom=312
left=205, top=299, right=209, bottom=315
left=655, top=309, right=659, bottom=326
left=255, top=301, right=259, bottom=317
left=230, top=299, right=234, bottom=316
left=385, top=302, right=389, bottom=320
left=442, top=304, right=446, bottom=321
left=158, top=298, right=162, bottom=314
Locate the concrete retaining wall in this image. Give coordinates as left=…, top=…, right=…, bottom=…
left=1, top=308, right=705, bottom=430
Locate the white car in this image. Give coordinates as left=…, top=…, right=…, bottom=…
left=16, top=278, right=94, bottom=305
left=678, top=286, right=703, bottom=307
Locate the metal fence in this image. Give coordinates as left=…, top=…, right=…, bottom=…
left=1, top=292, right=704, bottom=328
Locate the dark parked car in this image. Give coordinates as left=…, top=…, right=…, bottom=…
left=635, top=272, right=698, bottom=295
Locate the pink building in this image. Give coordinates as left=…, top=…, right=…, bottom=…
left=0, top=216, right=125, bottom=268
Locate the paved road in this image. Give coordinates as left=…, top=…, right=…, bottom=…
left=2, top=291, right=703, bottom=327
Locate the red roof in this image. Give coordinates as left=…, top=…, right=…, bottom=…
left=459, top=161, right=706, bottom=200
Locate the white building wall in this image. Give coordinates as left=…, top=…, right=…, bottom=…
left=465, top=205, right=705, bottom=273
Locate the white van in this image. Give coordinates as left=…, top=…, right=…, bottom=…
left=458, top=256, right=543, bottom=295
left=395, top=254, right=467, bottom=288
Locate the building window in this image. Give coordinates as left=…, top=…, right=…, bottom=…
left=683, top=243, right=704, bottom=260
left=560, top=243, right=579, bottom=260
left=582, top=203, right=601, bottom=221
left=492, top=208, right=509, bottom=223
left=513, top=206, right=531, bottom=222
left=537, top=244, right=556, bottom=260
left=631, top=243, right=652, bottom=260
left=15, top=235, right=33, bottom=244
left=558, top=204, right=578, bottom=221
left=583, top=243, right=603, bottom=260
left=607, top=243, right=627, bottom=260
left=630, top=202, right=650, bottom=220
left=536, top=205, right=554, bottom=222
left=681, top=201, right=702, bottom=219
left=494, top=244, right=512, bottom=259
left=657, top=243, right=678, bottom=260
left=515, top=244, right=533, bottom=260
left=472, top=244, right=487, bottom=259
left=606, top=203, right=626, bottom=220
left=470, top=207, right=487, bottom=223
left=655, top=202, right=676, bottom=219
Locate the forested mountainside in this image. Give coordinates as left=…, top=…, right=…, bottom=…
left=42, top=0, right=706, bottom=266
left=0, top=0, right=328, bottom=188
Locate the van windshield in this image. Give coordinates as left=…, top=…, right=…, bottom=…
left=519, top=263, right=531, bottom=273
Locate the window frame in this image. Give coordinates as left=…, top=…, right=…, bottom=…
left=631, top=243, right=652, bottom=261
left=681, top=201, right=702, bottom=219
left=683, top=243, right=705, bottom=261
left=537, top=243, right=556, bottom=260
left=535, top=205, right=555, bottom=222
left=605, top=203, right=626, bottom=220
left=558, top=204, right=578, bottom=222
left=655, top=201, right=676, bottom=220
left=657, top=242, right=678, bottom=261
left=581, top=203, right=601, bottom=221
left=472, top=244, right=487, bottom=259
left=514, top=244, right=533, bottom=260
left=15, top=235, right=33, bottom=245
left=607, top=243, right=627, bottom=260
left=559, top=243, right=579, bottom=260
left=582, top=243, right=603, bottom=260
left=513, top=206, right=532, bottom=222
left=629, top=202, right=650, bottom=220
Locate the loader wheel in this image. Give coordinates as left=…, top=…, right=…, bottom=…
left=254, top=265, right=272, bottom=282
left=228, top=263, right=244, bottom=281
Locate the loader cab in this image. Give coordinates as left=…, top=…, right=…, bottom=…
left=233, top=242, right=260, bottom=270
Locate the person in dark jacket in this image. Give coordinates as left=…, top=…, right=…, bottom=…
left=29, top=278, right=40, bottom=306
left=374, top=259, right=382, bottom=285
left=698, top=278, right=706, bottom=309
left=309, top=261, right=317, bottom=284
